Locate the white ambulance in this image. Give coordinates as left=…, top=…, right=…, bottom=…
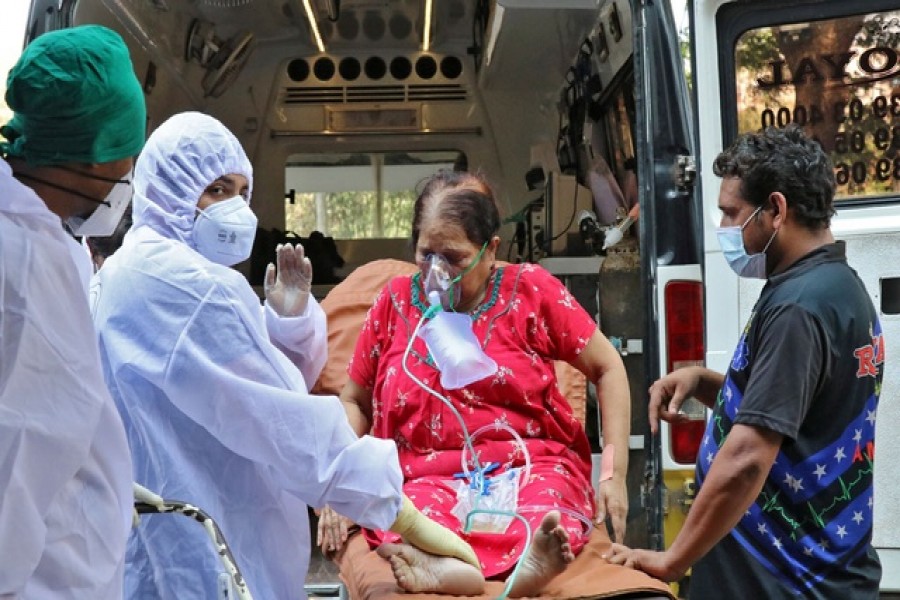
left=20, top=0, right=898, bottom=596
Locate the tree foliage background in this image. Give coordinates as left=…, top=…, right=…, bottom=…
left=285, top=190, right=415, bottom=238
left=734, top=12, right=899, bottom=198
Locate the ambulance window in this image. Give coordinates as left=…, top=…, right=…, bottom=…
left=730, top=10, right=900, bottom=202
left=593, top=76, right=636, bottom=179
left=284, top=151, right=462, bottom=239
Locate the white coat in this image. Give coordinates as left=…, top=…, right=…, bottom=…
left=91, top=112, right=403, bottom=599
left=0, top=158, right=133, bottom=598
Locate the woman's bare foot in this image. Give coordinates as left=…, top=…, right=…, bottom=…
left=377, top=542, right=485, bottom=595
left=506, top=510, right=574, bottom=598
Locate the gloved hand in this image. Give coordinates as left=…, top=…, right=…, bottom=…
left=389, top=495, right=480, bottom=569
left=264, top=243, right=313, bottom=317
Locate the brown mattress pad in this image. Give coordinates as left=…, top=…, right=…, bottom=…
left=333, top=527, right=674, bottom=600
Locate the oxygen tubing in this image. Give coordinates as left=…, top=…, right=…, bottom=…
left=402, top=308, right=533, bottom=599
left=401, top=307, right=591, bottom=599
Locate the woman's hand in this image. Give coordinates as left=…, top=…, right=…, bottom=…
left=316, top=505, right=356, bottom=555
left=597, top=476, right=628, bottom=544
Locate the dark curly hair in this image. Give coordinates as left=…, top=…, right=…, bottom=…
left=713, top=126, right=835, bottom=228
left=411, top=170, right=501, bottom=248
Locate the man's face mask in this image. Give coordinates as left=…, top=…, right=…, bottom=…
left=422, top=242, right=487, bottom=310
left=14, top=165, right=133, bottom=237
left=716, top=205, right=777, bottom=279
left=66, top=176, right=133, bottom=237
left=192, top=195, right=258, bottom=266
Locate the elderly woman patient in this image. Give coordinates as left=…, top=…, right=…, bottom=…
left=321, top=170, right=632, bottom=597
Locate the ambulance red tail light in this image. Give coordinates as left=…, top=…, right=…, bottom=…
left=665, top=281, right=705, bottom=464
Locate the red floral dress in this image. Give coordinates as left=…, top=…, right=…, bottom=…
left=348, top=263, right=597, bottom=577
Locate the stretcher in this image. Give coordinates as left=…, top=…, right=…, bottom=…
left=133, top=483, right=254, bottom=600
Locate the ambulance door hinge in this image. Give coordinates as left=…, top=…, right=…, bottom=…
left=674, top=155, right=697, bottom=190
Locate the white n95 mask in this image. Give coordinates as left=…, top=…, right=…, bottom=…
left=67, top=177, right=134, bottom=237
left=193, top=195, right=258, bottom=266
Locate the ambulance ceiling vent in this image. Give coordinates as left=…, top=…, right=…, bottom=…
left=282, top=84, right=466, bottom=105
left=407, top=85, right=467, bottom=101
left=285, top=55, right=464, bottom=83
left=198, top=0, right=254, bottom=6
left=282, top=54, right=467, bottom=104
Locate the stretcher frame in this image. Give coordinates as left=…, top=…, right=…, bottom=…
left=133, top=483, right=254, bottom=600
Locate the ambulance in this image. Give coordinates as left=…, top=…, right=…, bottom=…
left=21, top=0, right=898, bottom=596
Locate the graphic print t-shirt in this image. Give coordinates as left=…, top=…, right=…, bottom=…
left=691, top=243, right=882, bottom=599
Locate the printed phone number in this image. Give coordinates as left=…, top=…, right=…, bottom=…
left=760, top=95, right=900, bottom=129
left=831, top=126, right=899, bottom=186
left=834, top=158, right=900, bottom=186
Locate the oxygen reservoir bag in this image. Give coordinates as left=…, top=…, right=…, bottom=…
left=419, top=291, right=497, bottom=390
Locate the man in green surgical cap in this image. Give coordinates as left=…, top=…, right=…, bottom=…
left=0, top=25, right=145, bottom=599
left=2, top=23, right=146, bottom=287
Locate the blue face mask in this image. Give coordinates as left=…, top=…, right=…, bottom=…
left=716, top=206, right=777, bottom=279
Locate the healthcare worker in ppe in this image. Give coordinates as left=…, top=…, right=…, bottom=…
left=0, top=26, right=144, bottom=598
left=91, top=111, right=478, bottom=599
left=2, top=32, right=139, bottom=292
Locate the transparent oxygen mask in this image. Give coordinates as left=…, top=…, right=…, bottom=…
left=420, top=242, right=487, bottom=310
left=421, top=253, right=460, bottom=310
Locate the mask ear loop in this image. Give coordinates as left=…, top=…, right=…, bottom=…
left=762, top=196, right=781, bottom=252
left=13, top=172, right=112, bottom=206
left=739, top=205, right=763, bottom=231
left=52, top=164, right=132, bottom=185
left=741, top=204, right=778, bottom=256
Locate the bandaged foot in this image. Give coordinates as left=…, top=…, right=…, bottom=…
left=388, top=495, right=479, bottom=568
left=507, top=510, right=575, bottom=598
left=377, top=543, right=485, bottom=595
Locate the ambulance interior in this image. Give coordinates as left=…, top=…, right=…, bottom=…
left=45, top=0, right=689, bottom=596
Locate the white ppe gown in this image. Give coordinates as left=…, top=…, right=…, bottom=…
left=0, top=159, right=133, bottom=598
left=91, top=112, right=403, bottom=599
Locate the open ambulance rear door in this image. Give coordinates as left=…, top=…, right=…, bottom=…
left=692, top=0, right=900, bottom=592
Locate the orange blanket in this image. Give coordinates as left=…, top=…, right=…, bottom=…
left=334, top=528, right=674, bottom=600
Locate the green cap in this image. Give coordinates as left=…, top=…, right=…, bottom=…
left=0, top=25, right=146, bottom=165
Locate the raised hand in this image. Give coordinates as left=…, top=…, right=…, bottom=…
left=264, top=243, right=313, bottom=317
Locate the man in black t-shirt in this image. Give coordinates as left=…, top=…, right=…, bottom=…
left=604, top=126, right=882, bottom=598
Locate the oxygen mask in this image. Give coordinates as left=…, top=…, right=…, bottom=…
left=417, top=244, right=497, bottom=388
left=422, top=253, right=460, bottom=311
